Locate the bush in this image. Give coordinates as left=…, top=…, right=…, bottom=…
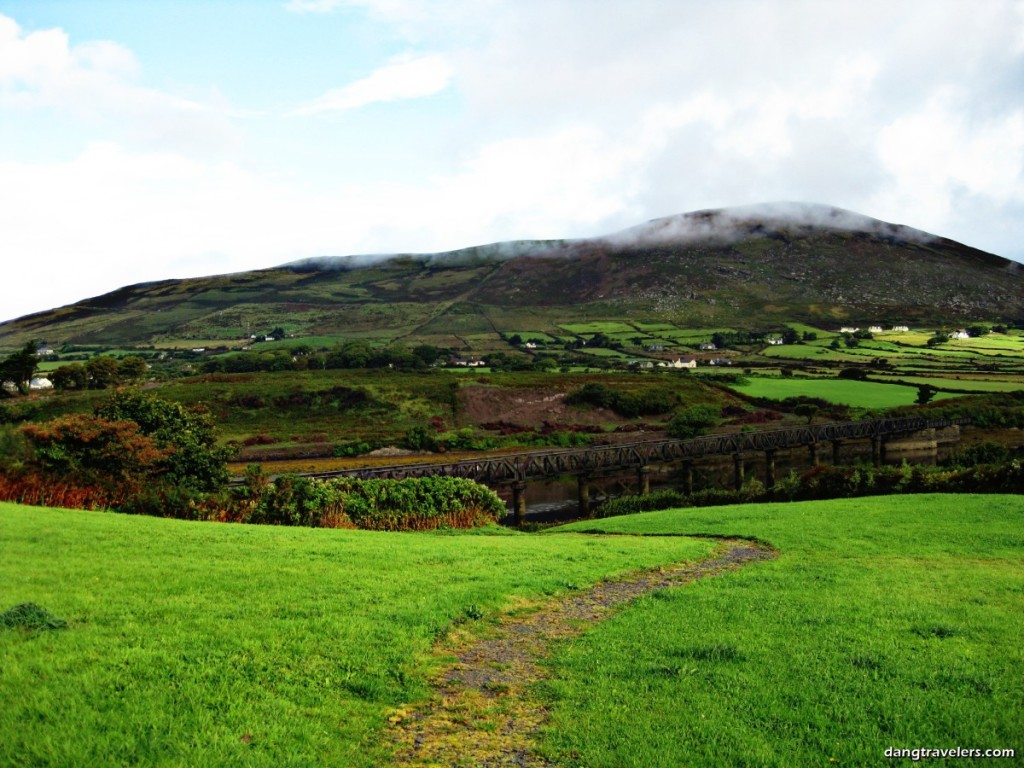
left=230, top=475, right=504, bottom=530
left=667, top=405, right=720, bottom=439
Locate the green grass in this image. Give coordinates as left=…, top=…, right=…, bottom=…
left=871, top=375, right=1024, bottom=393
left=558, top=322, right=637, bottom=335
left=0, top=503, right=713, bottom=767
left=544, top=495, right=1024, bottom=767
left=731, top=376, right=962, bottom=408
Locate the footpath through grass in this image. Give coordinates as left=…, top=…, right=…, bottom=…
left=0, top=503, right=712, bottom=767
left=544, top=495, right=1024, bottom=767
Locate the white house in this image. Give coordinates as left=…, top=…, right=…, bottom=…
left=868, top=326, right=883, bottom=334
left=29, top=377, right=53, bottom=390
left=699, top=342, right=716, bottom=351
left=766, top=337, right=784, bottom=345
left=891, top=325, right=909, bottom=332
left=949, top=329, right=970, bottom=340
left=658, top=358, right=697, bottom=369
left=839, top=326, right=859, bottom=333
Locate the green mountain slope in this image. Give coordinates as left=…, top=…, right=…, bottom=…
left=3, top=203, right=1021, bottom=350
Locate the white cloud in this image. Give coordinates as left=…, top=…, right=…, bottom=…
left=0, top=13, right=238, bottom=156
left=3, top=1, right=1024, bottom=322
left=292, top=53, right=453, bottom=115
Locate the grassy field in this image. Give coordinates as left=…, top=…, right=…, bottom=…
left=546, top=495, right=1024, bottom=766
left=730, top=377, right=961, bottom=408
left=0, top=503, right=713, bottom=767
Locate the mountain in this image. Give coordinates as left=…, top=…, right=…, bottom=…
left=2, top=203, right=1022, bottom=350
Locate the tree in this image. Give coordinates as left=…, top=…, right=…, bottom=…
left=118, top=355, right=148, bottom=383
left=915, top=385, right=938, bottom=405
left=0, top=342, right=40, bottom=395
left=782, top=328, right=799, bottom=345
left=794, top=404, right=819, bottom=424
left=50, top=363, right=88, bottom=390
left=86, top=356, right=121, bottom=389
left=95, top=391, right=232, bottom=491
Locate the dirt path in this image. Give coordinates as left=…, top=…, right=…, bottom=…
left=386, top=537, right=777, bottom=767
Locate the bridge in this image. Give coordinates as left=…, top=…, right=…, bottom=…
left=300, top=415, right=966, bottom=523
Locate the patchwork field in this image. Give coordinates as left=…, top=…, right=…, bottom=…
left=729, top=377, right=961, bottom=408
left=2, top=495, right=1022, bottom=766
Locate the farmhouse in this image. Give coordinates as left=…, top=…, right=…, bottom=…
left=766, top=337, right=783, bottom=345
left=658, top=358, right=697, bottom=369
left=839, top=326, right=859, bottom=333
left=868, top=326, right=883, bottom=333
left=29, top=377, right=53, bottom=390
left=699, top=342, right=716, bottom=351
left=451, top=357, right=485, bottom=367
left=949, top=329, right=970, bottom=340
left=891, top=325, right=910, bottom=332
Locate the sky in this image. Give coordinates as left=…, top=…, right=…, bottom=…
left=1, top=0, right=1022, bottom=323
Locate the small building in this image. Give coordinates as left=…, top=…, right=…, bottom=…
left=868, top=326, right=883, bottom=334
left=645, top=344, right=665, bottom=352
left=524, top=342, right=538, bottom=349
left=891, top=325, right=909, bottom=332
left=766, top=337, right=784, bottom=345
left=451, top=358, right=485, bottom=367
left=628, top=360, right=655, bottom=369
left=949, top=329, right=970, bottom=340
left=699, top=342, right=717, bottom=351
left=657, top=358, right=697, bottom=369
left=30, top=377, right=53, bottom=390
left=35, top=347, right=55, bottom=356
left=839, top=326, right=859, bottom=333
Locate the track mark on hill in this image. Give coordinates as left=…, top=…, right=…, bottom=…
left=386, top=537, right=777, bottom=767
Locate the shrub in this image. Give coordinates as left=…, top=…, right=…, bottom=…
left=233, top=475, right=504, bottom=530
left=667, top=405, right=720, bottom=439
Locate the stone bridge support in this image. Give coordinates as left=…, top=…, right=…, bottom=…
left=512, top=482, right=527, bottom=526
left=637, top=466, right=651, bottom=496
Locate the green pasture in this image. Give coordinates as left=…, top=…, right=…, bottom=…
left=730, top=376, right=961, bottom=408
left=0, top=503, right=713, bottom=768
left=546, top=495, right=1024, bottom=767
left=505, top=331, right=558, bottom=343
left=558, top=322, right=637, bottom=335
left=871, top=375, right=1024, bottom=394
left=784, top=322, right=837, bottom=338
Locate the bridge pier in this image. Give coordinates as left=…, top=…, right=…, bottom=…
left=832, top=440, right=843, bottom=464
left=681, top=461, right=694, bottom=495
left=764, top=449, right=776, bottom=489
left=637, top=466, right=651, bottom=496
left=870, top=436, right=889, bottom=467
left=512, top=481, right=527, bottom=526
left=733, top=453, right=745, bottom=491
left=808, top=442, right=820, bottom=466
left=578, top=474, right=591, bottom=518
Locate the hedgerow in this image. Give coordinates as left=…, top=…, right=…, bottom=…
left=594, top=460, right=1024, bottom=518
left=223, top=472, right=504, bottom=530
